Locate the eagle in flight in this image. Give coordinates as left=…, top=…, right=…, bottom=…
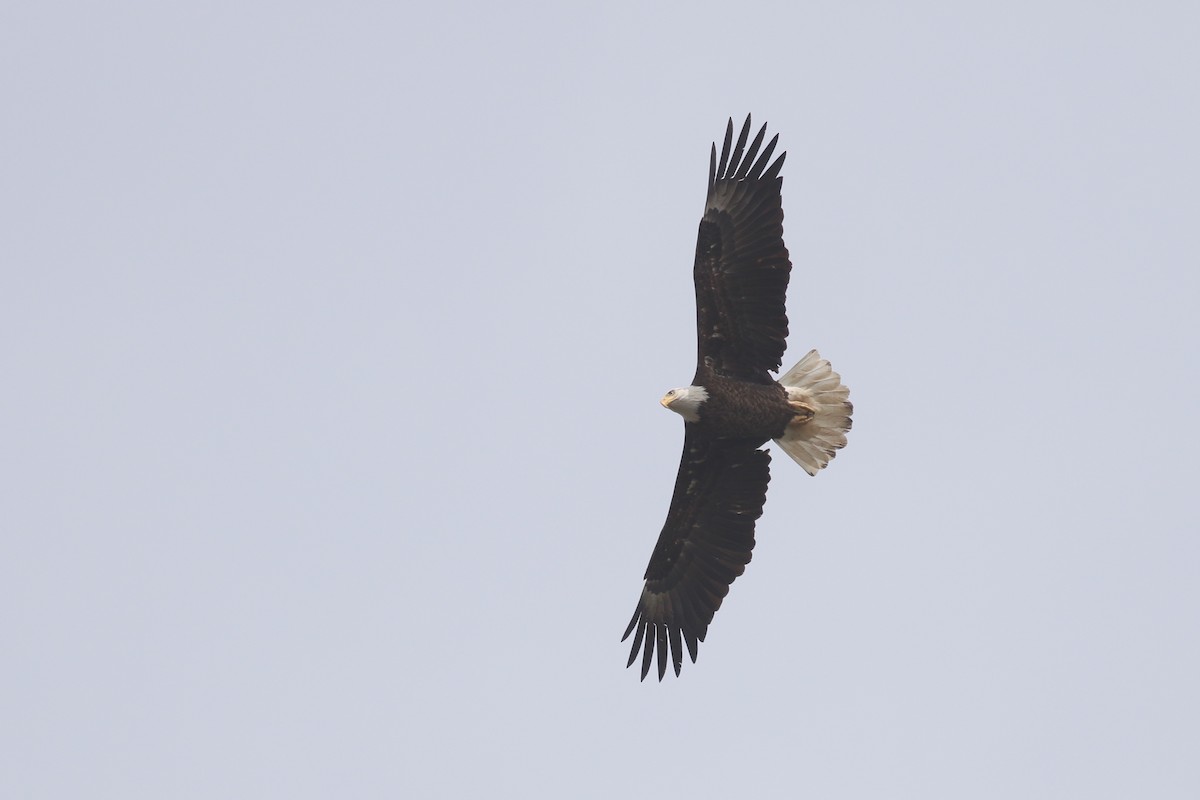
left=623, top=115, right=853, bottom=681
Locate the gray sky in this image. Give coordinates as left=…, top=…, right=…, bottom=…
left=4, top=2, right=1199, bottom=797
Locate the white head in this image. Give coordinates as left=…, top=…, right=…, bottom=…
left=660, top=385, right=708, bottom=423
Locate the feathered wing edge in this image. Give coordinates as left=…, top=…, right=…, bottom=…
left=709, top=115, right=786, bottom=192
left=694, top=115, right=792, bottom=380
left=622, top=439, right=771, bottom=681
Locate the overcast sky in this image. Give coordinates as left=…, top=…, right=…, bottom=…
left=4, top=2, right=1199, bottom=798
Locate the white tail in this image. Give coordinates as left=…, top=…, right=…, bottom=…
left=773, top=349, right=853, bottom=476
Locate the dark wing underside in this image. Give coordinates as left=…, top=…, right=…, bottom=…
left=622, top=430, right=771, bottom=680
left=693, top=115, right=792, bottom=384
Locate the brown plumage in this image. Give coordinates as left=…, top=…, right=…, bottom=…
left=622, top=116, right=853, bottom=681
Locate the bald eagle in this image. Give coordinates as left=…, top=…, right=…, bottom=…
left=623, top=116, right=853, bottom=681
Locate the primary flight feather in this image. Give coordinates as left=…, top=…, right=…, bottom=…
left=623, top=115, right=853, bottom=681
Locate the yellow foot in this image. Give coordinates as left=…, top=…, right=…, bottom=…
left=787, top=400, right=815, bottom=424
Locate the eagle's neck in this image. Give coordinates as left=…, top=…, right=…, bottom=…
left=669, top=385, right=708, bottom=423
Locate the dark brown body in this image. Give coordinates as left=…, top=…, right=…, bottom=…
left=690, top=373, right=794, bottom=444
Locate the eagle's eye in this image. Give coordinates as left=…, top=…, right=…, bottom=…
left=667, top=390, right=676, bottom=396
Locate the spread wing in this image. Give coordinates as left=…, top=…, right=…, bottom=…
left=693, top=115, right=791, bottom=384
left=622, top=430, right=771, bottom=681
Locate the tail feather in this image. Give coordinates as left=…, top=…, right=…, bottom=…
left=774, top=349, right=853, bottom=476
